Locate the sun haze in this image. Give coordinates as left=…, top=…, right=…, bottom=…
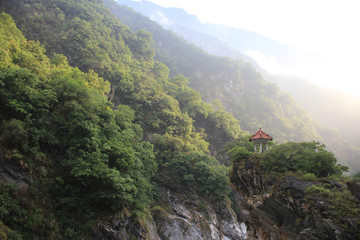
left=146, top=0, right=360, bottom=95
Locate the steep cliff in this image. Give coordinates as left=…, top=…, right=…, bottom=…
left=91, top=155, right=360, bottom=240
left=94, top=187, right=247, bottom=240
left=230, top=157, right=360, bottom=240
left=1, top=1, right=359, bottom=239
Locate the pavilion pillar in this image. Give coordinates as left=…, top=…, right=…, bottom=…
left=260, top=142, right=263, bottom=153
left=254, top=143, right=257, bottom=152
left=266, top=142, right=269, bottom=150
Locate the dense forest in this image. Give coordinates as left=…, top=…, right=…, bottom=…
left=0, top=0, right=243, bottom=237
left=0, top=0, right=359, bottom=239
left=105, top=0, right=360, bottom=172
left=105, top=0, right=319, bottom=143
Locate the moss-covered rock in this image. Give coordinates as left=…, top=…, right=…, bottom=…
left=231, top=159, right=360, bottom=240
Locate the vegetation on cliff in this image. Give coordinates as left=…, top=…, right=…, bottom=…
left=108, top=0, right=360, bottom=173
left=0, top=12, right=157, bottom=237
left=229, top=140, right=348, bottom=178
left=0, top=0, right=358, bottom=239
left=0, top=0, right=238, bottom=236
left=104, top=0, right=321, bottom=144
left=229, top=142, right=359, bottom=239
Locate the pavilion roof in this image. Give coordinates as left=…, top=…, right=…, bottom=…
left=249, top=128, right=273, bottom=141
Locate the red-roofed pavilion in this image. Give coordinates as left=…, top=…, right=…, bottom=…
left=249, top=128, right=273, bottom=153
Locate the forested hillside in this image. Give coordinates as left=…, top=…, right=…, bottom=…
left=0, top=0, right=245, bottom=154
left=105, top=0, right=319, bottom=143
left=0, top=11, right=157, bottom=237
left=0, top=0, right=244, bottom=237
left=106, top=0, right=360, bottom=172
left=114, top=0, right=300, bottom=67
left=1, top=0, right=359, bottom=239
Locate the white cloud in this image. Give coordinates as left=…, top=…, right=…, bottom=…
left=244, top=50, right=288, bottom=75
left=149, top=10, right=174, bottom=27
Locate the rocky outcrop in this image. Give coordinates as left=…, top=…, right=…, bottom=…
left=0, top=154, right=31, bottom=190
left=94, top=186, right=248, bottom=240
left=93, top=214, right=161, bottom=240
left=347, top=181, right=360, bottom=201
left=3, top=151, right=358, bottom=240
left=231, top=159, right=360, bottom=240
left=152, top=187, right=247, bottom=240
left=94, top=158, right=360, bottom=240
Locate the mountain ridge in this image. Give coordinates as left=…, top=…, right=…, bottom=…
left=110, top=0, right=360, bottom=172
left=0, top=0, right=359, bottom=239
left=115, top=0, right=305, bottom=67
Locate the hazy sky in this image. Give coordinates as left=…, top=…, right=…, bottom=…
left=146, top=0, right=360, bottom=95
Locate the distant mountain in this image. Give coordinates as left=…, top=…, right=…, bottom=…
left=106, top=0, right=360, bottom=173
left=115, top=0, right=305, bottom=68
left=114, top=0, right=257, bottom=62
left=267, top=74, right=360, bottom=148
left=112, top=0, right=360, bottom=173
left=0, top=1, right=359, bottom=239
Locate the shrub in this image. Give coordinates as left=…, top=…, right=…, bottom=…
left=261, top=141, right=348, bottom=177
left=302, top=173, right=316, bottom=181
left=228, top=146, right=251, bottom=163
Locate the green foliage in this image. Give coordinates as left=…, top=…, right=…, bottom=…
left=105, top=1, right=322, bottom=145
left=0, top=6, right=241, bottom=237
left=228, top=146, right=251, bottom=163
left=353, top=171, right=360, bottom=179
left=1, top=0, right=244, bottom=155
left=305, top=183, right=360, bottom=238
left=129, top=29, right=155, bottom=61
left=301, top=173, right=317, bottom=181
left=153, top=132, right=231, bottom=203
left=155, top=147, right=231, bottom=202
left=305, top=184, right=331, bottom=196
left=225, top=134, right=254, bottom=152
left=47, top=58, right=158, bottom=214
left=0, top=183, right=59, bottom=239
left=0, top=2, right=358, bottom=238
left=0, top=13, right=158, bottom=237
left=0, top=0, right=249, bottom=236
left=261, top=141, right=348, bottom=177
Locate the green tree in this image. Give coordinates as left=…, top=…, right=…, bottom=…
left=228, top=146, right=251, bottom=163
left=0, top=14, right=158, bottom=237
left=262, top=141, right=348, bottom=177
left=353, top=171, right=360, bottom=178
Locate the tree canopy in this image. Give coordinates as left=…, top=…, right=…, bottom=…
left=0, top=5, right=242, bottom=237
left=261, top=141, right=348, bottom=177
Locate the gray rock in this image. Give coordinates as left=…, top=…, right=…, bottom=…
left=0, top=154, right=32, bottom=190
left=278, top=176, right=314, bottom=199
left=153, top=187, right=248, bottom=240
left=347, top=181, right=360, bottom=201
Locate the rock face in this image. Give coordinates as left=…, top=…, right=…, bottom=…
left=151, top=187, right=248, bottom=240
left=3, top=153, right=359, bottom=240
left=93, top=214, right=161, bottom=240
left=94, top=186, right=248, bottom=240
left=94, top=158, right=360, bottom=240
left=347, top=181, right=360, bottom=201
left=0, top=154, right=31, bottom=190
left=231, top=159, right=360, bottom=240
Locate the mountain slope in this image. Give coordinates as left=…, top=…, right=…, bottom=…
left=267, top=74, right=360, bottom=146
left=107, top=0, right=320, bottom=143
left=266, top=74, right=360, bottom=172
left=111, top=0, right=360, bottom=173
left=0, top=11, right=158, bottom=237
left=1, top=1, right=359, bottom=239
left=115, top=0, right=304, bottom=68
left=0, top=1, right=245, bottom=237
